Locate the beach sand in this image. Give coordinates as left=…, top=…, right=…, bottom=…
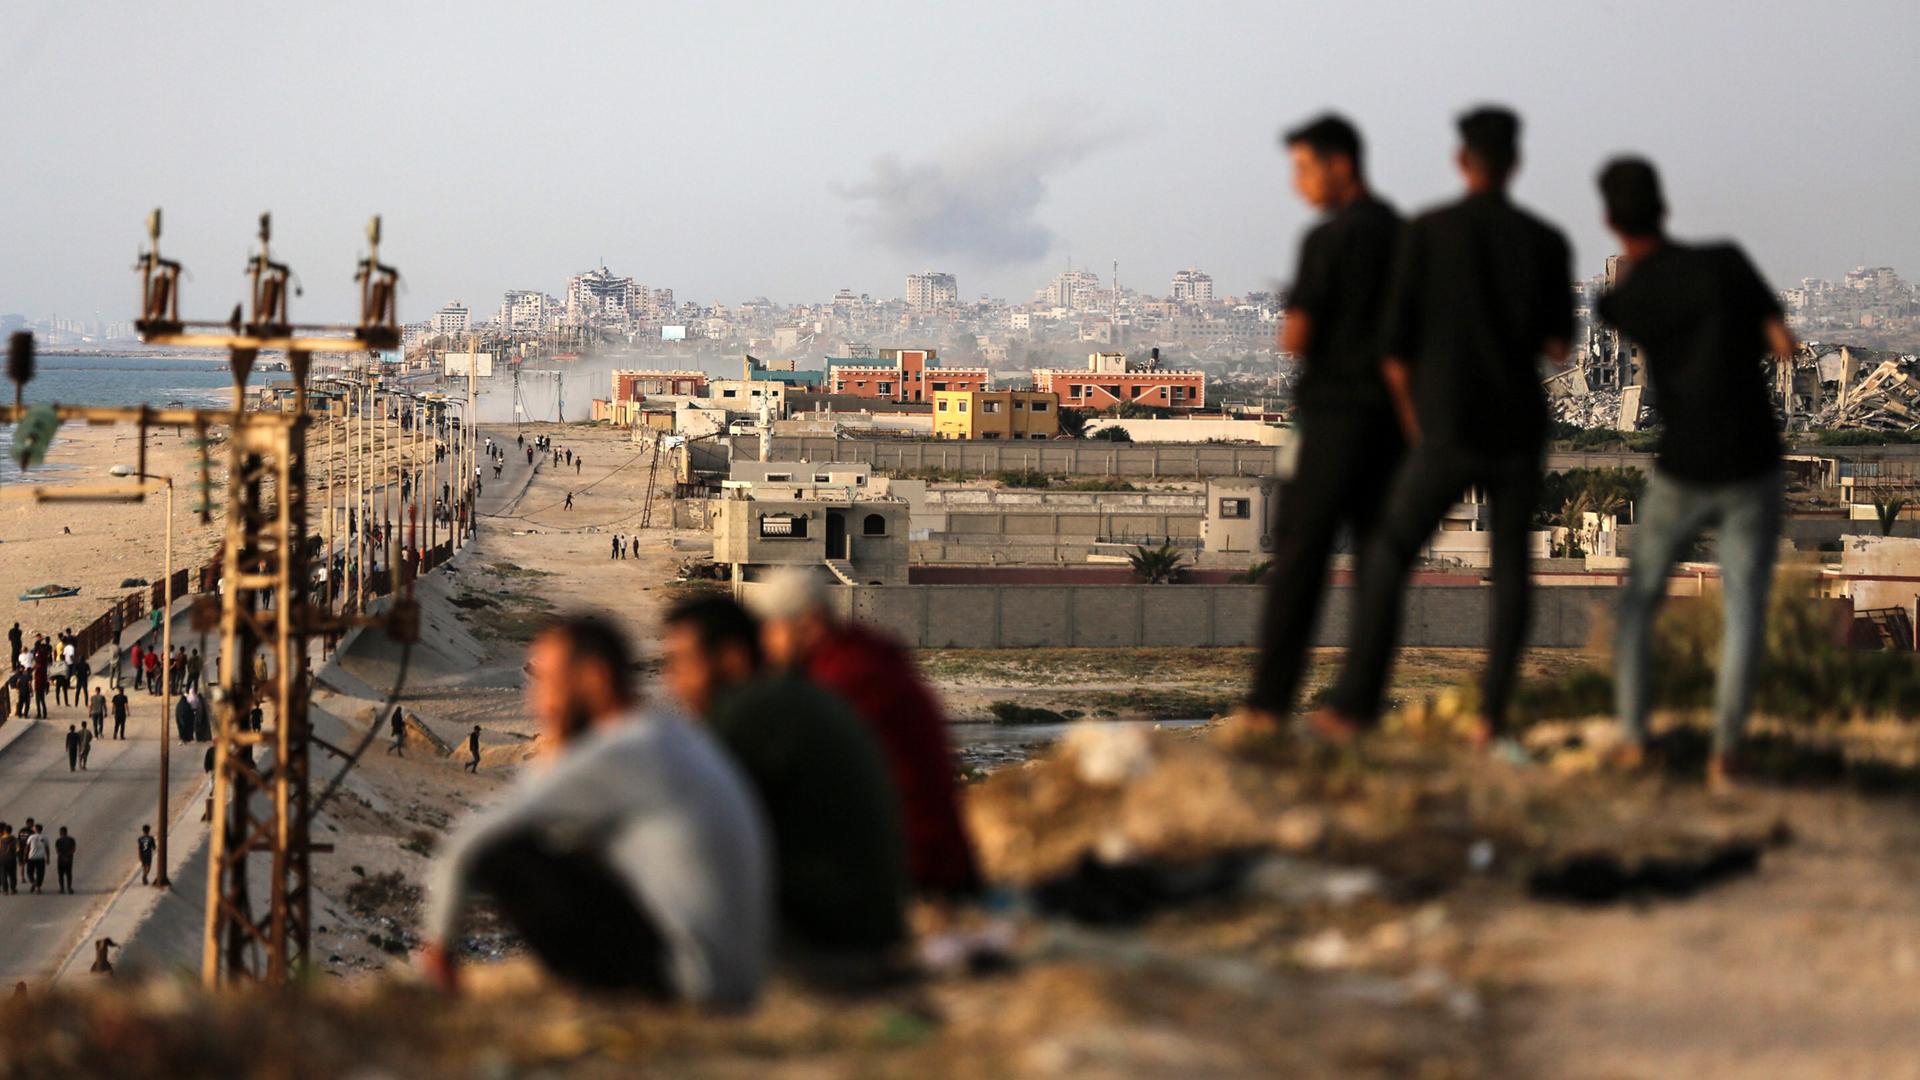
left=0, top=410, right=435, bottom=645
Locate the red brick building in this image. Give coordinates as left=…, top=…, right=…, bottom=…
left=611, top=369, right=708, bottom=403
left=826, top=348, right=988, bottom=404
left=1031, top=351, right=1206, bottom=411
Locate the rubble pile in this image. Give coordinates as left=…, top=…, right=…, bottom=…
left=1812, top=352, right=1920, bottom=432
left=1549, top=387, right=1625, bottom=430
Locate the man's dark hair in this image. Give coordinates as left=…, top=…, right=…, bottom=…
left=1597, top=156, right=1666, bottom=236
left=1282, top=113, right=1364, bottom=174
left=1457, top=106, right=1520, bottom=176
left=539, top=613, right=636, bottom=703
left=662, top=595, right=763, bottom=670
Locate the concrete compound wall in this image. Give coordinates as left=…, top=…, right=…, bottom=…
left=937, top=511, right=1199, bottom=542
left=752, top=436, right=1288, bottom=478
left=736, top=581, right=1613, bottom=649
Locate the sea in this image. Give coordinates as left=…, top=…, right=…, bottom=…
left=0, top=353, right=236, bottom=481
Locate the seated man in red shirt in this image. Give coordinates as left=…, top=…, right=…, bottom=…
left=750, top=569, right=981, bottom=900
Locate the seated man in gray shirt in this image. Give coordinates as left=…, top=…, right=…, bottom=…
left=421, top=614, right=772, bottom=1007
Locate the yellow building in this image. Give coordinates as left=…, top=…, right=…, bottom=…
left=933, top=389, right=1060, bottom=440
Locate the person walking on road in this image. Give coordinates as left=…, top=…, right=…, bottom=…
left=65, top=725, right=80, bottom=771
left=466, top=726, right=481, bottom=773
left=77, top=724, right=93, bottom=770
left=130, top=642, right=144, bottom=691
left=174, top=694, right=194, bottom=743
left=24, top=827, right=48, bottom=893
left=137, top=825, right=155, bottom=885
left=388, top=707, right=406, bottom=756
left=0, top=826, right=16, bottom=895
left=186, top=648, right=202, bottom=693
left=89, top=688, right=106, bottom=737
left=111, top=687, right=128, bottom=739
left=53, top=828, right=75, bottom=894
left=16, top=819, right=34, bottom=886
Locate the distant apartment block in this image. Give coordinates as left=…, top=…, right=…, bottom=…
left=611, top=369, right=709, bottom=403
left=1031, top=351, right=1206, bottom=411
left=933, top=389, right=1060, bottom=441
left=906, top=271, right=959, bottom=310
left=1035, top=268, right=1104, bottom=310
left=1170, top=267, right=1214, bottom=305
left=1158, top=313, right=1270, bottom=350
left=567, top=265, right=640, bottom=326
left=826, top=347, right=988, bottom=404
left=499, top=290, right=559, bottom=333
left=431, top=301, right=470, bottom=336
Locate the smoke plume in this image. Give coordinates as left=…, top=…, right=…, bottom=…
left=837, top=116, right=1121, bottom=265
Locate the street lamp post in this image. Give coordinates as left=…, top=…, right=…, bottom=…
left=113, top=465, right=174, bottom=888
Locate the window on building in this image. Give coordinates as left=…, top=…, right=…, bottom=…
left=766, top=472, right=792, bottom=483
left=760, top=513, right=807, bottom=538
left=721, top=388, right=737, bottom=398
left=1219, top=498, right=1251, bottom=519
left=878, top=382, right=893, bottom=395
left=982, top=401, right=1001, bottom=414
left=1013, top=399, right=1026, bottom=410
left=958, top=401, right=968, bottom=413
left=932, top=382, right=947, bottom=392
left=1031, top=400, right=1050, bottom=412
left=862, top=513, right=887, bottom=536
left=937, top=400, right=948, bottom=411
left=983, top=432, right=1001, bottom=439
left=813, top=474, right=831, bottom=483
left=1031, top=433, right=1048, bottom=440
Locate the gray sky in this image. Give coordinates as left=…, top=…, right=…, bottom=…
left=3, top=0, right=1916, bottom=323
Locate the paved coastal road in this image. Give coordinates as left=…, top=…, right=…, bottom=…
left=0, top=685, right=208, bottom=983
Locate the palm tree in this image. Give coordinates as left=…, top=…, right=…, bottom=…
left=1876, top=495, right=1908, bottom=536
left=1129, top=543, right=1188, bottom=584
left=1231, top=559, right=1273, bottom=584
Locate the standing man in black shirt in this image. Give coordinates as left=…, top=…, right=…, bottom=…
left=1244, top=115, right=1404, bottom=727
left=54, top=827, right=77, bottom=894
left=1316, top=107, right=1573, bottom=746
left=1595, top=158, right=1794, bottom=791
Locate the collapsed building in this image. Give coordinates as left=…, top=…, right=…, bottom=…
left=1547, top=337, right=1920, bottom=435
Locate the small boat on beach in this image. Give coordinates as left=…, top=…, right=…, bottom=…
left=19, top=584, right=79, bottom=602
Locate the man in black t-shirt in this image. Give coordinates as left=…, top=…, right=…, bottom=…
left=1244, top=114, right=1405, bottom=726
left=1595, top=157, right=1794, bottom=791
left=1317, top=107, right=1573, bottom=745
left=54, top=827, right=76, bottom=894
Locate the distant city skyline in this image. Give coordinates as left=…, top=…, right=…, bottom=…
left=3, top=1, right=1917, bottom=324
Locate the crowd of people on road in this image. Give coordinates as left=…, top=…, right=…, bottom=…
left=423, top=568, right=982, bottom=1005
left=0, top=821, right=77, bottom=895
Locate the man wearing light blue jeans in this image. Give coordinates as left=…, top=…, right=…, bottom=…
left=1614, top=467, right=1781, bottom=760
left=1595, top=156, right=1797, bottom=789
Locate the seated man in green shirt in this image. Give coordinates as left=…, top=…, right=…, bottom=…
left=660, top=594, right=909, bottom=985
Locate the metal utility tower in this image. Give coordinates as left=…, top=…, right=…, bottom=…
left=136, top=210, right=404, bottom=986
